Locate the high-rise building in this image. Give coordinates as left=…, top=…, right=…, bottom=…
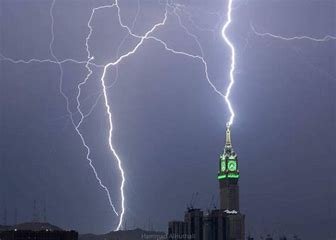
left=168, top=221, right=186, bottom=240
left=201, top=125, right=245, bottom=240
left=218, top=125, right=240, bottom=211
left=203, top=209, right=245, bottom=240
left=184, top=208, right=203, bottom=240
left=168, top=221, right=185, bottom=234
left=167, top=125, right=245, bottom=240
left=214, top=125, right=245, bottom=239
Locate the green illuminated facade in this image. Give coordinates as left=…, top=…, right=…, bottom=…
left=218, top=124, right=240, bottom=211
left=218, top=126, right=239, bottom=180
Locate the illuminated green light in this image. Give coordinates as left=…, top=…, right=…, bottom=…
left=228, top=173, right=239, bottom=178
left=218, top=175, right=227, bottom=180
left=228, top=160, right=237, bottom=171
left=221, top=161, right=226, bottom=171
left=218, top=174, right=239, bottom=180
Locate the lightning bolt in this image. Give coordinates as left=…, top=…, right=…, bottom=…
left=73, top=0, right=238, bottom=229
left=1, top=0, right=239, bottom=231
left=251, top=23, right=336, bottom=42
left=176, top=4, right=223, bottom=37
left=84, top=1, right=170, bottom=231
left=49, top=0, right=121, bottom=218
left=0, top=54, right=103, bottom=68
left=249, top=23, right=336, bottom=84
left=161, top=1, right=235, bottom=129
left=221, top=0, right=236, bottom=127
left=83, top=1, right=239, bottom=229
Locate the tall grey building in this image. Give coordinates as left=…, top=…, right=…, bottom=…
left=218, top=125, right=240, bottom=211
left=184, top=209, right=203, bottom=240
left=167, top=125, right=245, bottom=240
left=203, top=209, right=245, bottom=240
left=214, top=124, right=245, bottom=240
left=168, top=221, right=186, bottom=240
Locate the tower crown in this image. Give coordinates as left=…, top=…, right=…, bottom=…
left=218, top=124, right=239, bottom=180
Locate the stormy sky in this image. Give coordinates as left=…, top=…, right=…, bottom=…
left=0, top=0, right=335, bottom=239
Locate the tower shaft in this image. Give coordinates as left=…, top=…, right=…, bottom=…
left=219, top=179, right=239, bottom=211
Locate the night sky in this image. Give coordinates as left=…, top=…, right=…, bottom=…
left=0, top=0, right=335, bottom=239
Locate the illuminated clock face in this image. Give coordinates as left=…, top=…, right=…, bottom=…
left=221, top=161, right=226, bottom=172
left=228, top=160, right=237, bottom=171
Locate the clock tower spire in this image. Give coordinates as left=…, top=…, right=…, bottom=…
left=225, top=123, right=232, bottom=147
left=218, top=124, right=240, bottom=211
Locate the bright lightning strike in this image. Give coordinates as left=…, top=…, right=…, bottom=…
left=221, top=0, right=236, bottom=127
left=49, top=0, right=120, bottom=217
left=1, top=0, right=240, bottom=231
left=81, top=0, right=238, bottom=230
left=84, top=2, right=169, bottom=231
left=251, top=24, right=336, bottom=42
left=0, top=54, right=103, bottom=67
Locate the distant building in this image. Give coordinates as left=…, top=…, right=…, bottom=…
left=202, top=209, right=244, bottom=240
left=0, top=230, right=78, bottom=240
left=168, top=221, right=186, bottom=240
left=168, top=125, right=245, bottom=240
left=184, top=209, right=203, bottom=240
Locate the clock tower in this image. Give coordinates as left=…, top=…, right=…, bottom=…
left=218, top=124, right=240, bottom=211
left=168, top=123, right=245, bottom=240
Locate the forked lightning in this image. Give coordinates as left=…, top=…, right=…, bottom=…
left=1, top=0, right=238, bottom=230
